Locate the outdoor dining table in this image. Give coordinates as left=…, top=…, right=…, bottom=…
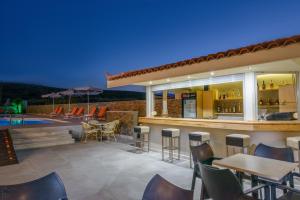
left=213, top=153, right=298, bottom=200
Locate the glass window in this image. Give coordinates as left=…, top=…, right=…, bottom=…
left=256, top=73, right=297, bottom=120
left=152, top=81, right=243, bottom=120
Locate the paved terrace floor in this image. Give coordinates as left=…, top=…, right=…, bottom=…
left=0, top=142, right=201, bottom=200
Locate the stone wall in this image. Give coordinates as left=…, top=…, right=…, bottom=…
left=106, top=111, right=138, bottom=136
left=27, top=99, right=182, bottom=118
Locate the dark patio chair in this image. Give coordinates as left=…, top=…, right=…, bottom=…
left=0, top=172, right=68, bottom=200
left=142, top=174, right=193, bottom=200
left=199, top=164, right=268, bottom=200
left=254, top=143, right=298, bottom=189
left=276, top=184, right=300, bottom=200
left=190, top=143, right=221, bottom=199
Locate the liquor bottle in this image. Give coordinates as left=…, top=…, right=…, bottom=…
left=270, top=80, right=274, bottom=89
left=217, top=104, right=221, bottom=113
left=232, top=104, right=236, bottom=113
left=262, top=81, right=266, bottom=90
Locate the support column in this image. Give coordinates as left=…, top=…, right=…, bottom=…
left=296, top=72, right=300, bottom=119
left=146, top=86, right=154, bottom=117
left=162, top=90, right=168, bottom=117
left=243, top=71, right=257, bottom=120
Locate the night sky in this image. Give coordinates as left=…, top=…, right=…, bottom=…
left=1, top=0, right=300, bottom=91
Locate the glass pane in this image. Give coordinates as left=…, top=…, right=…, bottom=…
left=257, top=73, right=297, bottom=120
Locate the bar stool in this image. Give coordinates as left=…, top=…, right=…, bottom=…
left=226, top=134, right=250, bottom=156
left=161, top=128, right=180, bottom=162
left=133, top=126, right=150, bottom=152
left=188, top=132, right=210, bottom=168
left=287, top=136, right=300, bottom=168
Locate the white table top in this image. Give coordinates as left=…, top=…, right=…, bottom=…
left=213, top=153, right=298, bottom=182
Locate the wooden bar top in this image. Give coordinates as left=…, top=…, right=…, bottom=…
left=139, top=117, right=300, bottom=132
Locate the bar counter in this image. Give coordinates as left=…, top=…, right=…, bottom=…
left=139, top=117, right=300, bottom=157
left=139, top=117, right=300, bottom=132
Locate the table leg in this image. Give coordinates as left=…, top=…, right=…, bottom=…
left=270, top=184, right=276, bottom=200
left=251, top=175, right=258, bottom=199
left=264, top=185, right=270, bottom=200
left=236, top=172, right=243, bottom=189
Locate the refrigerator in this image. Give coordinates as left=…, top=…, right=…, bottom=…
left=182, top=93, right=197, bottom=118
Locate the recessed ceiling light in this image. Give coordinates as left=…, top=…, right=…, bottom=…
left=149, top=81, right=153, bottom=85
left=248, top=66, right=252, bottom=70
left=187, top=75, right=191, bottom=79
left=166, top=78, right=170, bottom=82
left=210, top=71, right=215, bottom=76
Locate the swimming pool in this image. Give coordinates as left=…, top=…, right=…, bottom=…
left=0, top=118, right=53, bottom=126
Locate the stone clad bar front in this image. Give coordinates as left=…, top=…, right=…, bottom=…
left=106, top=34, right=300, bottom=157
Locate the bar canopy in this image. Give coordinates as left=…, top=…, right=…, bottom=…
left=106, top=34, right=300, bottom=88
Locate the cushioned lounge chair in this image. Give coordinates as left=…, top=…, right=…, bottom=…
left=97, top=106, right=107, bottom=121
left=64, top=107, right=78, bottom=118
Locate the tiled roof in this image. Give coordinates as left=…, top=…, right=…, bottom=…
left=107, top=34, right=300, bottom=81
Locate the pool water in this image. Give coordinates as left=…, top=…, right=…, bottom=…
left=0, top=119, right=53, bottom=126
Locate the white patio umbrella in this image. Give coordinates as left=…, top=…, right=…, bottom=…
left=73, top=86, right=102, bottom=113
left=41, top=92, right=62, bottom=112
left=59, top=89, right=84, bottom=113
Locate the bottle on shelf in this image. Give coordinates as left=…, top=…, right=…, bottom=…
left=262, top=81, right=266, bottom=90
left=238, top=102, right=241, bottom=113
left=270, top=80, right=274, bottom=89
left=232, top=104, right=236, bottom=113
left=259, top=99, right=264, bottom=105
left=217, top=104, right=221, bottom=113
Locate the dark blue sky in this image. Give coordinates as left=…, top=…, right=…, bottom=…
left=1, top=0, right=300, bottom=91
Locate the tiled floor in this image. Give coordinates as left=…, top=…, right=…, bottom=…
left=0, top=141, right=200, bottom=200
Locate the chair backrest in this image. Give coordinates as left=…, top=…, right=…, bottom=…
left=254, top=143, right=294, bottom=162
left=53, top=106, right=59, bottom=113
left=89, top=106, right=97, bottom=115
left=199, top=164, right=244, bottom=200
left=57, top=107, right=63, bottom=115
left=103, top=120, right=119, bottom=132
left=142, top=174, right=193, bottom=200
left=98, top=106, right=107, bottom=118
left=76, top=107, right=84, bottom=116
left=71, top=107, right=78, bottom=115
left=0, top=172, right=68, bottom=200
left=82, top=122, right=93, bottom=133
left=190, top=143, right=214, bottom=164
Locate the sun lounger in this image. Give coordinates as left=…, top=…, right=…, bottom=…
left=84, top=106, right=97, bottom=120
left=50, top=106, right=64, bottom=117
left=72, top=107, right=84, bottom=118
left=97, top=106, right=107, bottom=121
left=49, top=106, right=60, bottom=116
left=64, top=107, right=78, bottom=118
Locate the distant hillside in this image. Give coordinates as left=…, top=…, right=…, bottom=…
left=0, top=82, right=145, bottom=105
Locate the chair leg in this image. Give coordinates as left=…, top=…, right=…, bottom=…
left=191, top=170, right=196, bottom=191
left=289, top=173, right=295, bottom=188
left=178, top=137, right=180, bottom=160
left=162, top=137, right=164, bottom=161
left=200, top=184, right=208, bottom=200
left=84, top=133, right=88, bottom=143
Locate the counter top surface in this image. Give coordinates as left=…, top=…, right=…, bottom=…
left=138, top=117, right=300, bottom=131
